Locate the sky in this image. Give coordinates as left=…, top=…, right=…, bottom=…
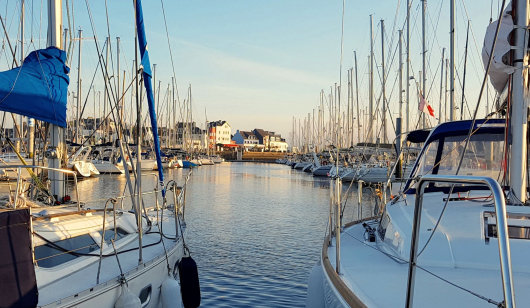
left=0, top=0, right=501, bottom=144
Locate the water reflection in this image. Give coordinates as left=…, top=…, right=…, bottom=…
left=69, top=163, right=375, bottom=307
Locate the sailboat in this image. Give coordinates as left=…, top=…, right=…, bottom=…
left=67, top=145, right=100, bottom=177
left=306, top=2, right=526, bottom=307
left=0, top=1, right=200, bottom=308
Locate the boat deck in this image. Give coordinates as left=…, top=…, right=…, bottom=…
left=325, top=192, right=530, bottom=307
left=327, top=223, right=530, bottom=307
left=38, top=210, right=183, bottom=307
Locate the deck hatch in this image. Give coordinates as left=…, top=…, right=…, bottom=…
left=484, top=212, right=530, bottom=240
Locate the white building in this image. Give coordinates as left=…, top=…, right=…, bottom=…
left=208, top=120, right=232, bottom=150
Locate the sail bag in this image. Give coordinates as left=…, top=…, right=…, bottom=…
left=0, top=47, right=69, bottom=127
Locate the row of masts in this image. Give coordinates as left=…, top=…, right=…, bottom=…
left=62, top=26, right=201, bottom=151
left=292, top=0, right=461, bottom=153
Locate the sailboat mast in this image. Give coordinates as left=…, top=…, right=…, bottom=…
left=438, top=48, right=445, bottom=124
left=449, top=0, right=455, bottom=121
left=105, top=37, right=110, bottom=142
left=444, top=59, right=448, bottom=122
left=460, top=21, right=470, bottom=121
left=406, top=0, right=411, bottom=132
left=510, top=0, right=528, bottom=203
left=354, top=51, right=360, bottom=145
left=171, top=77, right=175, bottom=148
left=18, top=0, right=25, bottom=152
left=117, top=37, right=121, bottom=125
left=47, top=0, right=64, bottom=200
left=346, top=69, right=352, bottom=147
left=397, top=29, right=403, bottom=178
left=76, top=28, right=82, bottom=143
left=134, top=0, right=143, bottom=264
left=369, top=15, right=374, bottom=143
left=381, top=19, right=387, bottom=143
left=422, top=0, right=427, bottom=129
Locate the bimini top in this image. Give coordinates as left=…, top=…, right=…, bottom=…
left=404, top=118, right=506, bottom=193
left=405, top=129, right=431, bottom=143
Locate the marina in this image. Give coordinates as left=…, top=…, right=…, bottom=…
left=0, top=0, right=529, bottom=307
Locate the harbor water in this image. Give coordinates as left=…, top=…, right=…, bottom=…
left=73, top=162, right=376, bottom=307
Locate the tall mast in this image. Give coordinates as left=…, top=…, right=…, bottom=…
left=397, top=29, right=403, bottom=178
left=399, top=30, right=403, bottom=123
left=47, top=0, right=64, bottom=199
left=171, top=77, right=175, bottom=148
left=510, top=0, right=528, bottom=204
left=381, top=19, right=387, bottom=143
left=406, top=0, right=411, bottom=132
left=444, top=59, right=448, bottom=122
left=347, top=69, right=351, bottom=147
left=438, top=48, right=445, bottom=124
left=369, top=15, right=374, bottom=143
left=117, top=37, right=121, bottom=131
left=422, top=0, right=427, bottom=128
left=449, top=0, right=455, bottom=120
left=104, top=37, right=110, bottom=142
left=166, top=83, right=170, bottom=147
left=76, top=28, right=82, bottom=143
left=18, top=0, right=25, bottom=152
left=24, top=0, right=34, bottom=159
left=461, top=21, right=470, bottom=120
left=354, top=51, right=360, bottom=144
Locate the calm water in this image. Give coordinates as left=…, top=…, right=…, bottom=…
left=73, top=162, right=373, bottom=307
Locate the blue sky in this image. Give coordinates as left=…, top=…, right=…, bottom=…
left=1, top=0, right=499, bottom=142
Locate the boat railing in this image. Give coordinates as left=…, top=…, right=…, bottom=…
left=407, top=175, right=514, bottom=308
left=96, top=197, right=118, bottom=284
left=0, top=165, right=80, bottom=210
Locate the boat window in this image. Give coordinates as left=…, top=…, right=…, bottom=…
left=378, top=213, right=391, bottom=240
left=139, top=285, right=152, bottom=307
left=415, top=140, right=439, bottom=177
left=98, top=227, right=129, bottom=244
left=411, top=133, right=505, bottom=187
left=34, top=234, right=98, bottom=268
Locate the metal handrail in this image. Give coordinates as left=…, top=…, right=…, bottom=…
left=0, top=165, right=81, bottom=210
left=96, top=198, right=117, bottom=284
left=406, top=175, right=515, bottom=308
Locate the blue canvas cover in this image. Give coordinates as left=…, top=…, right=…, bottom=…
left=135, top=0, right=165, bottom=196
left=0, top=47, right=69, bottom=127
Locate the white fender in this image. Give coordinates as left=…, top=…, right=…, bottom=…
left=115, top=284, right=141, bottom=308
left=306, top=261, right=325, bottom=308
left=161, top=275, right=183, bottom=308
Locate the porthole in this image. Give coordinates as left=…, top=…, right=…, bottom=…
left=139, top=285, right=152, bottom=308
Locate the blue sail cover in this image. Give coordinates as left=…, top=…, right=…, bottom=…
left=0, top=47, right=69, bottom=127
left=135, top=0, right=166, bottom=197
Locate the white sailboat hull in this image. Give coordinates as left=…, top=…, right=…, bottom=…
left=92, top=161, right=125, bottom=174
left=36, top=209, right=187, bottom=308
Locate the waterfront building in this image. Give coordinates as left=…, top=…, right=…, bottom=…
left=252, top=128, right=288, bottom=152
left=232, top=130, right=264, bottom=151
left=208, top=120, right=232, bottom=151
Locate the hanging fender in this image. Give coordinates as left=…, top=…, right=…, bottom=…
left=160, top=275, right=183, bottom=308
left=179, top=256, right=201, bottom=308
